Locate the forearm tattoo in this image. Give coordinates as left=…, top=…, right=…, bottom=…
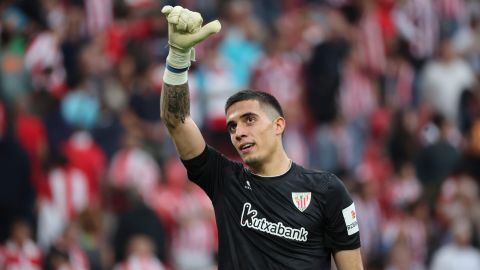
left=161, top=83, right=190, bottom=128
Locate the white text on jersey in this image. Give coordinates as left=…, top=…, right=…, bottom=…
left=240, top=203, right=308, bottom=242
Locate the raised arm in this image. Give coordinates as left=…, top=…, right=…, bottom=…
left=160, top=5, right=221, bottom=160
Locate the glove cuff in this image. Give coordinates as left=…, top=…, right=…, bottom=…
left=163, top=67, right=188, bottom=85
left=166, top=46, right=196, bottom=69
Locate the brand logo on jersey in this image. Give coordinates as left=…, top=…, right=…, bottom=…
left=244, top=180, right=252, bottom=190
left=240, top=203, right=308, bottom=242
left=291, top=192, right=311, bottom=212
left=342, top=203, right=359, bottom=235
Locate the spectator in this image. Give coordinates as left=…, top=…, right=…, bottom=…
left=77, top=207, right=114, bottom=270
left=14, top=95, right=49, bottom=197
left=114, top=235, right=165, bottom=270
left=431, top=218, right=480, bottom=269
left=388, top=162, right=423, bottom=210
left=421, top=37, right=476, bottom=126
left=382, top=200, right=429, bottom=268
left=352, top=179, right=382, bottom=266
left=0, top=101, right=35, bottom=242
left=60, top=130, right=106, bottom=206
left=219, top=0, right=263, bottom=88
left=387, top=109, right=420, bottom=173
left=108, top=131, right=160, bottom=203
left=394, top=0, right=438, bottom=66
left=437, top=170, right=479, bottom=228
left=453, top=15, right=480, bottom=75
left=0, top=7, right=31, bottom=107
left=0, top=220, right=42, bottom=270
left=394, top=0, right=439, bottom=106
left=436, top=0, right=465, bottom=38
left=48, top=223, right=90, bottom=270
left=113, top=189, right=167, bottom=265
left=415, top=114, right=460, bottom=204
left=37, top=153, right=89, bottom=250
left=384, top=233, right=426, bottom=270
left=304, top=8, right=350, bottom=125
left=149, top=159, right=217, bottom=270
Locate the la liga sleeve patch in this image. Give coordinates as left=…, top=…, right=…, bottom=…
left=342, top=203, right=359, bottom=235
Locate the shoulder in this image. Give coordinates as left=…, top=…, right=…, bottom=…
left=294, top=164, right=330, bottom=178
left=184, top=145, right=240, bottom=166
left=295, top=164, right=340, bottom=180
left=207, top=145, right=245, bottom=171
left=293, top=165, right=344, bottom=192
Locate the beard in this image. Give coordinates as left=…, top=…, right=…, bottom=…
left=244, top=155, right=263, bottom=170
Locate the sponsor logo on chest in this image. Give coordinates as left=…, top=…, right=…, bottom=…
left=240, top=202, right=309, bottom=242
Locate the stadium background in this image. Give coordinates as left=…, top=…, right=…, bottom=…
left=1, top=0, right=480, bottom=269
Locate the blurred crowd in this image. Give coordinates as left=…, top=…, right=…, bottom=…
left=1, top=0, right=480, bottom=269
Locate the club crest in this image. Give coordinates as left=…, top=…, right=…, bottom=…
left=292, top=192, right=311, bottom=212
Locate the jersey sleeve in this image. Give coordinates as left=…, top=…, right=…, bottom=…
left=323, top=173, right=361, bottom=251
left=181, top=145, right=234, bottom=201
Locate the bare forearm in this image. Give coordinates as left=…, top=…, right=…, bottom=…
left=160, top=82, right=190, bottom=129
left=160, top=81, right=205, bottom=159
left=333, top=249, right=364, bottom=270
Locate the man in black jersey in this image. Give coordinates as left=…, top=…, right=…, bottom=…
left=160, top=5, right=363, bottom=269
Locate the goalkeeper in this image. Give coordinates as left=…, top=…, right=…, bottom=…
left=160, top=5, right=363, bottom=269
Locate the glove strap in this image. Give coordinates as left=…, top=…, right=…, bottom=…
left=166, top=47, right=196, bottom=69
left=166, top=65, right=189, bottom=73
left=164, top=46, right=196, bottom=85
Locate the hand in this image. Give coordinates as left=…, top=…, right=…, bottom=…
left=162, top=5, right=221, bottom=68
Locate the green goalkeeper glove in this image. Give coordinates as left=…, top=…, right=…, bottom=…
left=162, top=5, right=221, bottom=70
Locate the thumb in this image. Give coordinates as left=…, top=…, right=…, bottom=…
left=190, top=20, right=222, bottom=44
left=161, top=5, right=173, bottom=16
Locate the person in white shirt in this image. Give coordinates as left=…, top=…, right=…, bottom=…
left=430, top=218, right=480, bottom=270
left=421, top=38, right=476, bottom=126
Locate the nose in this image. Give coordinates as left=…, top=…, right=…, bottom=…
left=234, top=123, right=247, bottom=141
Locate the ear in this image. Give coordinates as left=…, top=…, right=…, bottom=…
left=274, top=116, right=286, bottom=136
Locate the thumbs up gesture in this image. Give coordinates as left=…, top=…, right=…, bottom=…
left=162, top=5, right=221, bottom=69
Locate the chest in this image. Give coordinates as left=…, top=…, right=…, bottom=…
left=217, top=175, right=326, bottom=241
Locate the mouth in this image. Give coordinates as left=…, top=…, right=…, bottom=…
left=238, top=143, right=255, bottom=154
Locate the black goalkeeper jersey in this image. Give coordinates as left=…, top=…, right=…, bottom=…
left=182, top=146, right=360, bottom=269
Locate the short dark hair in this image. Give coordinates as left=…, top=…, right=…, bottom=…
left=225, top=90, right=284, bottom=117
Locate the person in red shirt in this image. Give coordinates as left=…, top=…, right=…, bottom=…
left=14, top=95, right=49, bottom=197
left=61, top=130, right=107, bottom=205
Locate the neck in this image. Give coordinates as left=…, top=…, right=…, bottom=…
left=249, top=148, right=291, bottom=177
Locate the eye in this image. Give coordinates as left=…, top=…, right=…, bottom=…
left=246, top=115, right=256, bottom=124
left=227, top=123, right=237, bottom=134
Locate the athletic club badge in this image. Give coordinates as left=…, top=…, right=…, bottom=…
left=292, top=192, right=311, bottom=212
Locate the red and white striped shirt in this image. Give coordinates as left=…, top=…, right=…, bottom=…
left=339, top=64, right=376, bottom=121
left=61, top=132, right=107, bottom=205
left=24, top=31, right=67, bottom=97
left=48, top=166, right=89, bottom=221
left=67, top=244, right=89, bottom=270
left=251, top=51, right=303, bottom=108
left=108, top=147, right=160, bottom=202
left=84, top=0, right=113, bottom=35
left=394, top=0, right=438, bottom=59
left=355, top=8, right=387, bottom=75
left=0, top=240, right=42, bottom=270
